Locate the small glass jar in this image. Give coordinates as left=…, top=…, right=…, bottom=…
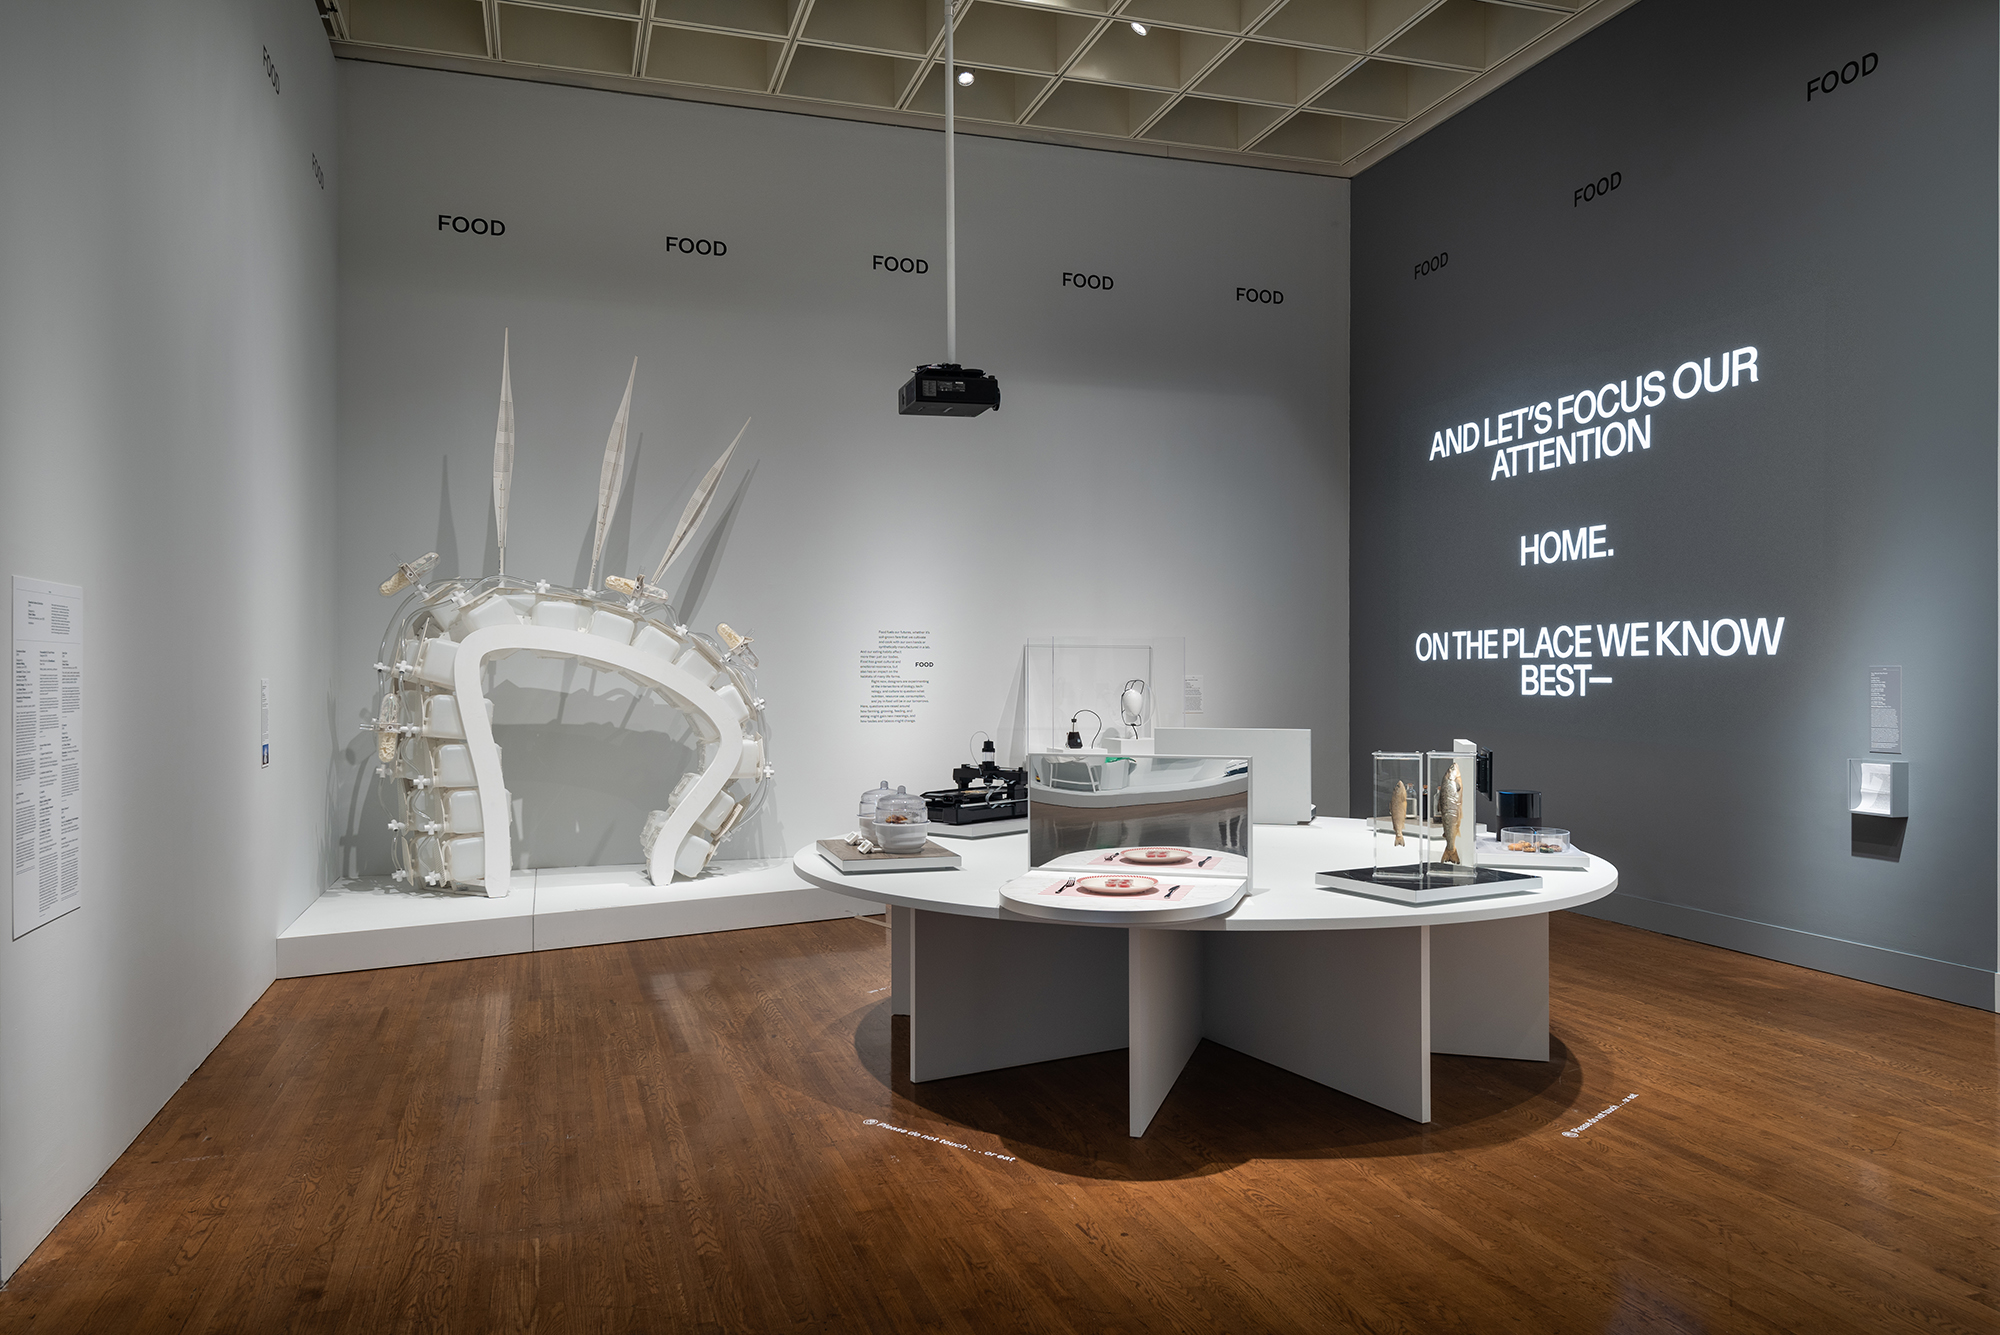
left=870, top=786, right=930, bottom=853
left=857, top=780, right=893, bottom=832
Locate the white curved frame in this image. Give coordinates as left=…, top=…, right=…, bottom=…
left=372, top=345, right=764, bottom=898
left=451, top=624, right=747, bottom=896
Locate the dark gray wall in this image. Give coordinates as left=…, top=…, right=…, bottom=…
left=1349, top=0, right=1997, bottom=1007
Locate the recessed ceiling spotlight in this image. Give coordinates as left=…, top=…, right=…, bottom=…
left=957, top=68, right=974, bottom=85
left=1130, top=22, right=1147, bottom=35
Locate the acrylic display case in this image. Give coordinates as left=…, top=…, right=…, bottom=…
left=1371, top=751, right=1424, bottom=882
left=1848, top=759, right=1909, bottom=817
left=1022, top=637, right=1185, bottom=756
left=1499, top=827, right=1571, bottom=856
left=1478, top=822, right=1589, bottom=871
left=1323, top=744, right=1536, bottom=904
left=1423, top=747, right=1480, bottom=878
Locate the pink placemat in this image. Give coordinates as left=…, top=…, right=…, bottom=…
left=1040, top=877, right=1195, bottom=902
left=1082, top=846, right=1228, bottom=871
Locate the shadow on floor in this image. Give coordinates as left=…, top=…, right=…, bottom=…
left=820, top=1000, right=1585, bottom=1182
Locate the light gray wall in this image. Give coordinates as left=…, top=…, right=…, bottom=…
left=1349, top=0, right=1997, bottom=1006
left=335, top=62, right=1349, bottom=874
left=0, top=0, right=338, bottom=1277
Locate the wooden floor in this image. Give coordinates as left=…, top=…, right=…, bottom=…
left=0, top=912, right=1993, bottom=1334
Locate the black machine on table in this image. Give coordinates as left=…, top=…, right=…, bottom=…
left=923, top=756, right=1027, bottom=826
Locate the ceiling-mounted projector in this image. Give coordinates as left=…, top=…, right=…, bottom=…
left=899, top=363, right=1000, bottom=416
left=898, top=17, right=1000, bottom=417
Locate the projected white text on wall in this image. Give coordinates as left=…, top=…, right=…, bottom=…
left=1413, top=342, right=1785, bottom=698
left=1426, top=345, right=1760, bottom=483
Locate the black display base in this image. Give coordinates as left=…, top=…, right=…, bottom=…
left=925, top=799, right=1027, bottom=825
left=1315, top=864, right=1541, bottom=904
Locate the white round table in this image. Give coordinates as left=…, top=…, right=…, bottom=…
left=796, top=818, right=1617, bottom=1136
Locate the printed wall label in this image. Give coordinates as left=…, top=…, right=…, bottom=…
left=12, top=576, right=82, bottom=938
left=860, top=631, right=932, bottom=724
left=1868, top=665, right=1902, bottom=753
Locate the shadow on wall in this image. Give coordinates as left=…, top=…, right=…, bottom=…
left=665, top=461, right=757, bottom=628
left=331, top=455, right=778, bottom=880
left=1850, top=814, right=1906, bottom=862
left=569, top=435, right=644, bottom=588
left=434, top=457, right=459, bottom=580
left=997, top=652, right=1029, bottom=768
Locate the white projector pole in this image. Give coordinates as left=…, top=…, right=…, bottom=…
left=945, top=5, right=956, bottom=365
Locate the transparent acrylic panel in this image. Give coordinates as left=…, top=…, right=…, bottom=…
left=1371, top=751, right=1422, bottom=881
left=1027, top=752, right=1250, bottom=878
left=1021, top=636, right=1185, bottom=754
left=1423, top=748, right=1480, bottom=879
left=1500, top=827, right=1570, bottom=855
left=1847, top=758, right=1908, bottom=816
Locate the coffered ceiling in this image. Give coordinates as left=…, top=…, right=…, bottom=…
left=319, top=0, right=1638, bottom=176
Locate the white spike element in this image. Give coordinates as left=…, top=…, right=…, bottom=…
left=493, top=330, right=515, bottom=575
left=588, top=358, right=637, bottom=591
left=649, top=418, right=748, bottom=588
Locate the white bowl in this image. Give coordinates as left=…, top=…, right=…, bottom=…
left=870, top=818, right=931, bottom=854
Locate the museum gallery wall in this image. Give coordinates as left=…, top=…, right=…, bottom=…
left=0, top=0, right=338, bottom=1278
left=1349, top=0, right=1999, bottom=1007
left=6, top=0, right=1992, bottom=1295
left=333, top=61, right=1351, bottom=879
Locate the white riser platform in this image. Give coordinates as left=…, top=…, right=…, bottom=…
left=278, top=860, right=876, bottom=978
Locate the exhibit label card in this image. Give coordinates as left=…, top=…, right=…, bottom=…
left=859, top=629, right=931, bottom=725
left=13, top=576, right=82, bottom=937
left=1868, top=665, right=1901, bottom=754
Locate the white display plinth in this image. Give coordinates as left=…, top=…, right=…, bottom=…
left=794, top=820, right=1617, bottom=1134
left=278, top=859, right=872, bottom=977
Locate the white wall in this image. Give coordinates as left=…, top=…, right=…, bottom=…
left=0, top=0, right=337, bottom=1276
left=335, top=62, right=1350, bottom=874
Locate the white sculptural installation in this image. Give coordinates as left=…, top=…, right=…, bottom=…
left=369, top=331, right=770, bottom=897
